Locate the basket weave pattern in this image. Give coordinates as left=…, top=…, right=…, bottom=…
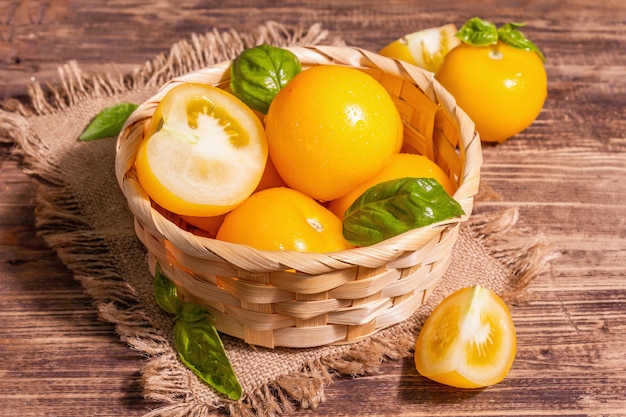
left=115, top=46, right=482, bottom=348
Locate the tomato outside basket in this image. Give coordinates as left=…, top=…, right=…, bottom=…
left=115, top=46, right=483, bottom=349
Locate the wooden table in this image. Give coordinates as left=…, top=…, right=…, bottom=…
left=1, top=1, right=625, bottom=416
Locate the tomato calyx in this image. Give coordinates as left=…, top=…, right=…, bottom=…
left=456, top=17, right=545, bottom=62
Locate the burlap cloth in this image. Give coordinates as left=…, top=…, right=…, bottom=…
left=1, top=22, right=554, bottom=417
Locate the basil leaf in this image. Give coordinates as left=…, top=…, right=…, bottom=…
left=342, top=177, right=465, bottom=246
left=174, top=303, right=243, bottom=400
left=78, top=102, right=138, bottom=141
left=177, top=300, right=206, bottom=322
left=230, top=43, right=301, bottom=114
left=498, top=22, right=546, bottom=62
left=153, top=263, right=181, bottom=315
left=455, top=17, right=545, bottom=62
left=152, top=265, right=243, bottom=399
left=456, top=17, right=498, bottom=46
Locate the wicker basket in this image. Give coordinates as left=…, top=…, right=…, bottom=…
left=115, top=46, right=482, bottom=349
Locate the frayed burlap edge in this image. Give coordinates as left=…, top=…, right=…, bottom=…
left=0, top=21, right=557, bottom=417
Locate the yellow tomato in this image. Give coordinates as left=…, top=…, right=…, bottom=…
left=436, top=41, right=547, bottom=143
left=216, top=187, right=352, bottom=253
left=264, top=65, right=403, bottom=201
left=135, top=83, right=267, bottom=217
left=414, top=285, right=516, bottom=388
left=328, top=153, right=456, bottom=219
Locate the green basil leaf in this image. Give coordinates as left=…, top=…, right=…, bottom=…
left=455, top=17, right=545, bottom=62
left=230, top=43, right=301, bottom=114
left=342, top=177, right=465, bottom=246
left=455, top=17, right=499, bottom=46
left=153, top=266, right=243, bottom=399
left=177, top=300, right=206, bottom=322
left=498, top=22, right=546, bottom=62
left=78, top=102, right=138, bottom=141
left=153, top=263, right=181, bottom=315
left=174, top=303, right=243, bottom=400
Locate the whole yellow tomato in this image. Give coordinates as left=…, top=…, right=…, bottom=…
left=216, top=187, right=352, bottom=253
left=328, top=153, right=456, bottom=219
left=435, top=18, right=547, bottom=143
left=264, top=65, right=403, bottom=202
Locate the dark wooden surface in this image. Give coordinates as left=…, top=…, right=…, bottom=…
left=2, top=1, right=626, bottom=416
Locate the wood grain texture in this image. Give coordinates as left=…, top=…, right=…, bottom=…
left=1, top=0, right=626, bottom=416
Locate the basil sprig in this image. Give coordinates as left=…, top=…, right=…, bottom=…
left=342, top=177, right=465, bottom=246
left=153, top=264, right=243, bottom=400
left=456, top=17, right=545, bottom=62
left=78, top=102, right=138, bottom=141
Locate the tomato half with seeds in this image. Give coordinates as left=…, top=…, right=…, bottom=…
left=135, top=83, right=267, bottom=217
left=414, top=285, right=517, bottom=388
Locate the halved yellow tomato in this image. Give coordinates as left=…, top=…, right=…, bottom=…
left=379, top=24, right=460, bottom=73
left=414, top=285, right=516, bottom=388
left=135, top=83, right=267, bottom=217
